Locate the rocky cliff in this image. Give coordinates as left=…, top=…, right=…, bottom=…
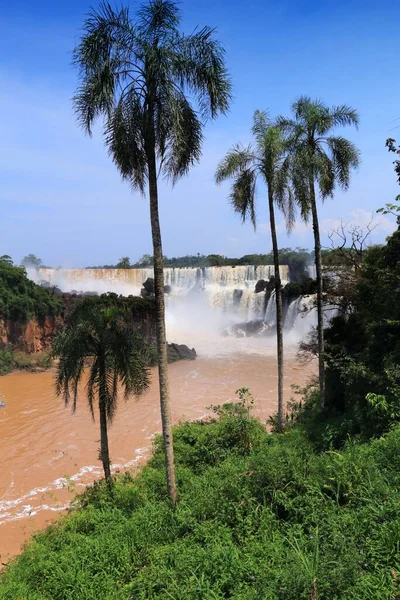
left=0, top=316, right=63, bottom=353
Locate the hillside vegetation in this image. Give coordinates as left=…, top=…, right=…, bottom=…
left=0, top=258, right=61, bottom=323
left=1, top=396, right=400, bottom=599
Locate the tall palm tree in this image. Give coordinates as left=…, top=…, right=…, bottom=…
left=53, top=299, right=150, bottom=483
left=73, top=0, right=231, bottom=502
left=216, top=111, right=294, bottom=431
left=278, top=97, right=360, bottom=408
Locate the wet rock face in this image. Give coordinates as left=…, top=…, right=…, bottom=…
left=233, top=289, right=243, bottom=305
left=0, top=316, right=63, bottom=352
left=222, top=320, right=273, bottom=338
left=255, top=279, right=268, bottom=294
left=167, top=343, right=197, bottom=363
left=141, top=278, right=172, bottom=297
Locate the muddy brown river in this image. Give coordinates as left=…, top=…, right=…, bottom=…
left=0, top=342, right=314, bottom=562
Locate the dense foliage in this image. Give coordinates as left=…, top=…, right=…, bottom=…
left=0, top=259, right=61, bottom=322
left=87, top=248, right=358, bottom=283
left=318, top=225, right=400, bottom=440
left=287, top=218, right=400, bottom=450
left=1, top=395, right=400, bottom=599
left=0, top=348, right=52, bottom=375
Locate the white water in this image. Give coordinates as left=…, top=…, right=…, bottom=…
left=31, top=265, right=289, bottom=322
left=25, top=265, right=335, bottom=346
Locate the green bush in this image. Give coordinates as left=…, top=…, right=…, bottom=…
left=0, top=348, right=53, bottom=375
left=0, top=259, right=62, bottom=323
left=1, top=400, right=400, bottom=599
left=13, top=351, right=53, bottom=371
left=0, top=346, right=14, bottom=375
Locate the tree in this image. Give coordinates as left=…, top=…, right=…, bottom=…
left=21, top=254, right=43, bottom=269
left=377, top=138, right=400, bottom=222
left=73, top=0, right=231, bottom=502
left=279, top=97, right=360, bottom=408
left=0, top=255, right=13, bottom=265
left=136, top=254, right=154, bottom=268
left=53, top=299, right=150, bottom=483
left=116, top=256, right=131, bottom=269
left=216, top=111, right=294, bottom=431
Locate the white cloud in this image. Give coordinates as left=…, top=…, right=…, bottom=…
left=321, top=208, right=397, bottom=236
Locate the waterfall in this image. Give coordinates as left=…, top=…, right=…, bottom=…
left=28, top=265, right=326, bottom=341
left=306, top=264, right=317, bottom=279
left=28, top=265, right=312, bottom=336
left=285, top=297, right=302, bottom=330
left=32, top=265, right=289, bottom=318
left=264, top=291, right=276, bottom=326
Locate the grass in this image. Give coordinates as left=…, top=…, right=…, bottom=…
left=1, top=399, right=400, bottom=599
left=0, top=347, right=53, bottom=374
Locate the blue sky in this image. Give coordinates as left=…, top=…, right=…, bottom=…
left=0, top=0, right=399, bottom=267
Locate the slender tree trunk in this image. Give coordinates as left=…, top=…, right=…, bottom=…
left=146, top=134, right=177, bottom=505
left=98, top=359, right=112, bottom=482
left=268, top=188, right=284, bottom=431
left=309, top=179, right=325, bottom=409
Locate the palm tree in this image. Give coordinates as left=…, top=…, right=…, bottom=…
left=278, top=97, right=360, bottom=408
left=53, top=299, right=150, bottom=483
left=73, top=0, right=231, bottom=502
left=216, top=111, right=294, bottom=431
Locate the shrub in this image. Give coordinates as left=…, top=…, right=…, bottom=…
left=0, top=346, right=14, bottom=375
left=2, top=404, right=400, bottom=599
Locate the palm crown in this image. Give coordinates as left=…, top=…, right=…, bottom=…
left=215, top=111, right=294, bottom=229
left=277, top=96, right=360, bottom=219
left=54, top=300, right=150, bottom=422
left=73, top=0, right=232, bottom=189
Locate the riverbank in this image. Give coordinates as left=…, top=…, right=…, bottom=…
left=0, top=349, right=53, bottom=375
left=2, top=403, right=400, bottom=598
left=0, top=351, right=311, bottom=562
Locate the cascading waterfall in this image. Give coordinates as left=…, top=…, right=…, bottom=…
left=264, top=291, right=276, bottom=326
left=27, top=264, right=327, bottom=339
left=32, top=265, right=289, bottom=319
left=285, top=297, right=302, bottom=331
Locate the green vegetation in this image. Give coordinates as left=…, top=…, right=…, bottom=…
left=216, top=111, right=295, bottom=431
left=0, top=348, right=52, bottom=375
left=316, top=223, right=400, bottom=444
left=0, top=257, right=61, bottom=322
left=73, top=0, right=231, bottom=504
left=53, top=297, right=151, bottom=482
left=2, top=392, right=400, bottom=599
left=278, top=97, right=360, bottom=410
left=21, top=254, right=44, bottom=269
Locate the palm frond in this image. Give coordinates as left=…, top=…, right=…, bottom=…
left=215, top=145, right=255, bottom=184
left=315, top=148, right=335, bottom=198
left=330, top=105, right=360, bottom=129
left=163, top=92, right=203, bottom=182
left=173, top=26, right=232, bottom=119
left=55, top=297, right=150, bottom=426
left=137, top=0, right=180, bottom=42
left=230, top=168, right=257, bottom=229
left=104, top=95, right=147, bottom=192
left=251, top=110, right=271, bottom=149
left=326, top=136, right=361, bottom=190
left=274, top=156, right=296, bottom=232
left=73, top=0, right=231, bottom=189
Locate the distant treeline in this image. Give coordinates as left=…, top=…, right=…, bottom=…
left=86, top=248, right=359, bottom=281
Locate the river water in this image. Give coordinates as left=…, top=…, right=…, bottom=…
left=0, top=339, right=314, bottom=562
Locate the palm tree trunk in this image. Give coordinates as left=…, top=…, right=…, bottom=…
left=98, top=359, right=112, bottom=482
left=146, top=134, right=177, bottom=505
left=309, top=179, right=325, bottom=409
left=268, top=188, right=284, bottom=431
